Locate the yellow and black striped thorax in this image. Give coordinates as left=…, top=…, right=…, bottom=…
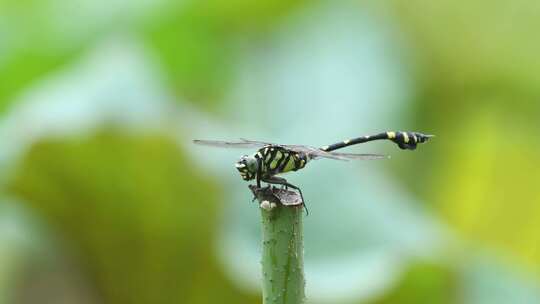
left=256, top=146, right=308, bottom=176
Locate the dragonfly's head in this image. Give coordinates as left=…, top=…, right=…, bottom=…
left=235, top=155, right=257, bottom=181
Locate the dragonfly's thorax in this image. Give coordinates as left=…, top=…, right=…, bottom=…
left=235, top=146, right=309, bottom=181
left=235, top=155, right=258, bottom=181
left=257, top=145, right=309, bottom=176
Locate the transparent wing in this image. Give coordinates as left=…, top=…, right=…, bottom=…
left=277, top=144, right=348, bottom=161
left=194, top=139, right=388, bottom=160
left=281, top=144, right=388, bottom=161
left=192, top=139, right=269, bottom=149
left=238, top=138, right=276, bottom=146
left=326, top=152, right=388, bottom=160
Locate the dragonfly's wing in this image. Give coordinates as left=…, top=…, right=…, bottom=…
left=193, top=139, right=268, bottom=149
left=309, top=150, right=354, bottom=161
left=238, top=138, right=276, bottom=146
left=326, top=152, right=388, bottom=160
left=280, top=144, right=349, bottom=161
left=194, top=140, right=388, bottom=160
left=282, top=144, right=388, bottom=161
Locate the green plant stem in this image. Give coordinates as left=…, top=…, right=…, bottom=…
left=260, top=202, right=305, bottom=304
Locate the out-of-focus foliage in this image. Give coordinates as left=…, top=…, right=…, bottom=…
left=144, top=0, right=308, bottom=106
left=1, top=0, right=540, bottom=303
left=0, top=0, right=308, bottom=111
left=6, top=131, right=258, bottom=303
left=370, top=262, right=457, bottom=304
left=388, top=0, right=540, bottom=95
left=383, top=0, right=540, bottom=275
left=434, top=110, right=540, bottom=271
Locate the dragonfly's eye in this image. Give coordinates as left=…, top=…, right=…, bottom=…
left=235, top=155, right=255, bottom=180
left=244, top=156, right=258, bottom=171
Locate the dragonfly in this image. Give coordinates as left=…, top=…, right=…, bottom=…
left=193, top=131, right=433, bottom=209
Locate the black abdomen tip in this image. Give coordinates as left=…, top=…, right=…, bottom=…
left=393, top=131, right=433, bottom=150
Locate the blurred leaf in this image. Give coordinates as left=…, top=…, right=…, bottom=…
left=386, top=0, right=540, bottom=97
left=369, top=262, right=457, bottom=304
left=430, top=109, right=540, bottom=274
left=379, top=0, right=540, bottom=276
left=1, top=0, right=309, bottom=110
left=0, top=51, right=81, bottom=113
left=6, top=130, right=258, bottom=304
left=142, top=0, right=309, bottom=108
left=191, top=0, right=309, bottom=33
left=142, top=9, right=234, bottom=108
left=0, top=0, right=81, bottom=113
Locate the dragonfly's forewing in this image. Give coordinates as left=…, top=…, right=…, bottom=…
left=194, top=139, right=388, bottom=160
left=238, top=138, right=280, bottom=146
left=192, top=139, right=268, bottom=149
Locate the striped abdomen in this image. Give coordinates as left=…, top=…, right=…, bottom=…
left=256, top=146, right=308, bottom=176
left=321, top=131, right=433, bottom=152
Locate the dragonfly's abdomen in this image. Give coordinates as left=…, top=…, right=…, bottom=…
left=258, top=146, right=307, bottom=176
left=321, top=131, right=433, bottom=152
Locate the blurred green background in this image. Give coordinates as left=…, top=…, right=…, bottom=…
left=1, top=0, right=539, bottom=303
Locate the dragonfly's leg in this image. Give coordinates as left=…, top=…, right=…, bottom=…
left=256, top=158, right=263, bottom=188
left=261, top=176, right=308, bottom=216
left=251, top=184, right=270, bottom=203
